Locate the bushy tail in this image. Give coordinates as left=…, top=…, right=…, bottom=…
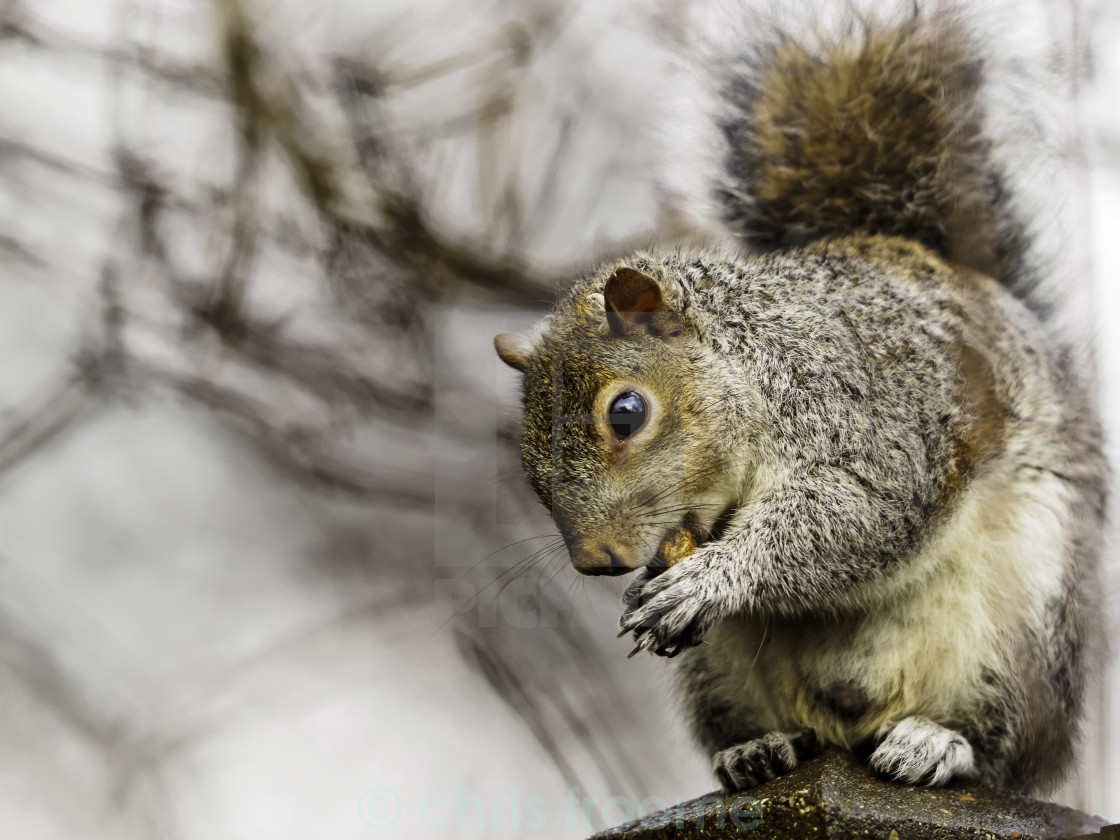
left=718, top=10, right=1034, bottom=299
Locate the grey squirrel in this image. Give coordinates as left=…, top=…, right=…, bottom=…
left=494, top=5, right=1106, bottom=794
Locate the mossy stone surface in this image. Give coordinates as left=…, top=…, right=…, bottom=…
left=588, top=750, right=1109, bottom=840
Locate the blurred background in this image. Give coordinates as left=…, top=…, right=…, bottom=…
left=0, top=1, right=1115, bottom=838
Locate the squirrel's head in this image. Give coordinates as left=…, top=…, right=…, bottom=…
left=495, top=262, right=745, bottom=576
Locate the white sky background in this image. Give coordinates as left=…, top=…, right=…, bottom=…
left=0, top=1, right=1116, bottom=838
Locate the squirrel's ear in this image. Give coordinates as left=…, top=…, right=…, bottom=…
left=604, top=268, right=673, bottom=338
left=495, top=332, right=533, bottom=373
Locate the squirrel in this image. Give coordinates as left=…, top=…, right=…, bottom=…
left=493, top=4, right=1106, bottom=795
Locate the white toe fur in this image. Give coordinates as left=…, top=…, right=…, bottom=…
left=870, top=716, right=977, bottom=786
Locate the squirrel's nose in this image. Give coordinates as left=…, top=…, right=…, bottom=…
left=570, top=541, right=639, bottom=576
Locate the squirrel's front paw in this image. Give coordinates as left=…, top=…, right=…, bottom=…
left=618, top=557, right=724, bottom=657
left=713, top=728, right=823, bottom=792
left=869, top=717, right=976, bottom=786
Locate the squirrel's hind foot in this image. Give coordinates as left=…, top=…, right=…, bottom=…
left=712, top=728, right=823, bottom=792
left=869, top=716, right=977, bottom=787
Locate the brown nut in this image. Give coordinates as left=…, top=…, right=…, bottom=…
left=654, top=524, right=699, bottom=568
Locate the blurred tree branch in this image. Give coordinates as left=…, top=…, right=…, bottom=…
left=0, top=0, right=689, bottom=813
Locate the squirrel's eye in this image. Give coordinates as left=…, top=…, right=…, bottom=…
left=608, top=392, right=647, bottom=439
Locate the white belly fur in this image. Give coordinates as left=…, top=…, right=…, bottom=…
left=694, top=464, right=1073, bottom=746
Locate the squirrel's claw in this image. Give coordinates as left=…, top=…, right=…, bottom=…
left=618, top=558, right=720, bottom=657
left=621, top=567, right=654, bottom=611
